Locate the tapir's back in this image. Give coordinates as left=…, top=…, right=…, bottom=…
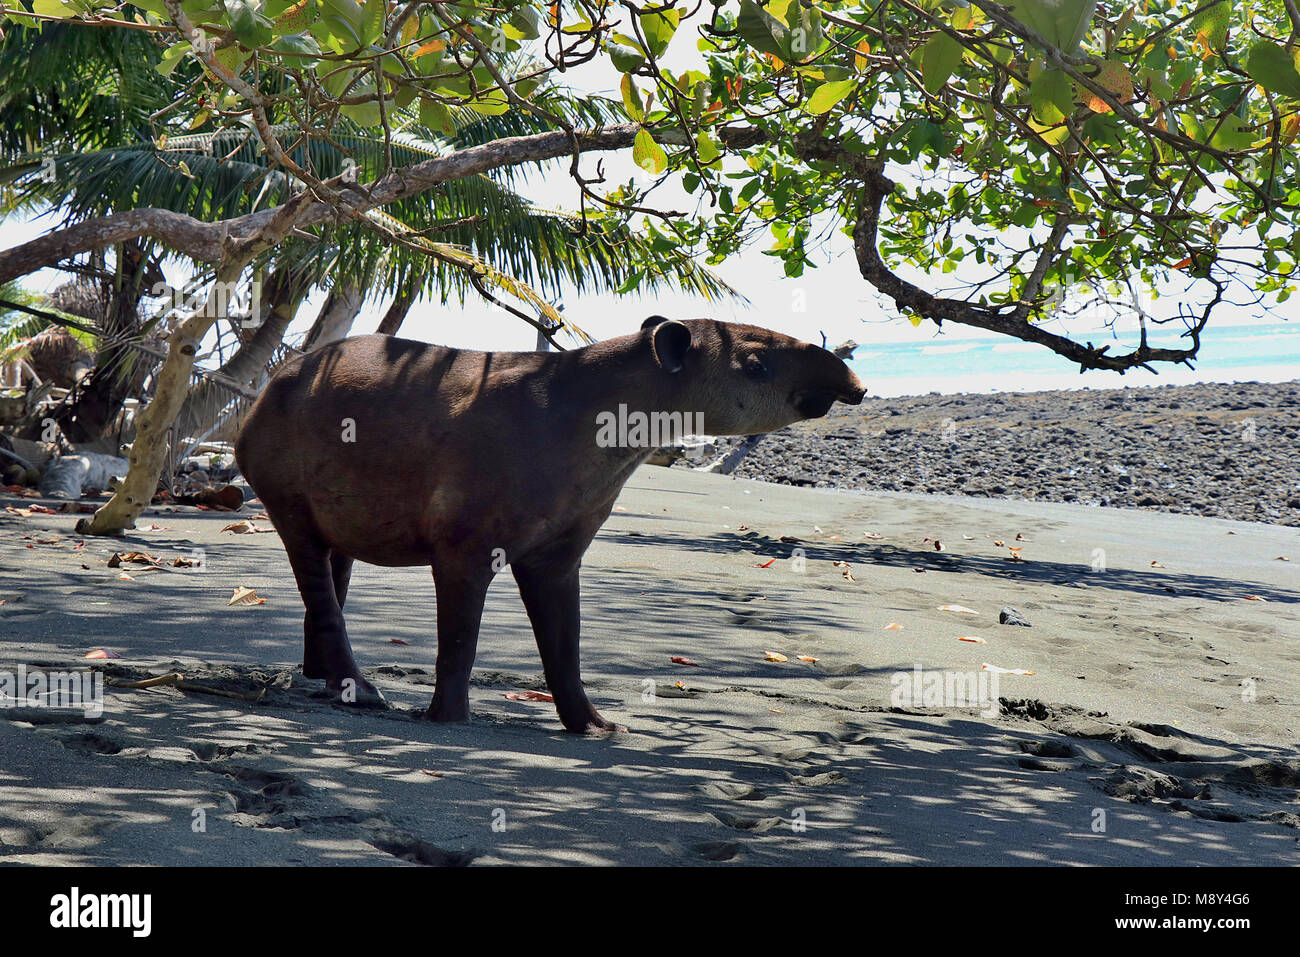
left=235, top=334, right=565, bottom=565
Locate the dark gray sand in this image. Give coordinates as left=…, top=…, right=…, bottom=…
left=1, top=462, right=1297, bottom=865
left=725, top=380, right=1300, bottom=527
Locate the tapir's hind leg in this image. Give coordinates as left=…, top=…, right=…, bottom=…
left=270, top=511, right=379, bottom=702
left=512, top=559, right=620, bottom=734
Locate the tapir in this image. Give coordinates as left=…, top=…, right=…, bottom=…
left=235, top=317, right=866, bottom=733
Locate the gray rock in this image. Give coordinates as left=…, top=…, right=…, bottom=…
left=999, top=606, right=1032, bottom=627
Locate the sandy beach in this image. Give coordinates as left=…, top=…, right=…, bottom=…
left=1, top=446, right=1297, bottom=865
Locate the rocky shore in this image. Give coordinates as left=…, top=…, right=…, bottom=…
left=718, top=379, right=1300, bottom=527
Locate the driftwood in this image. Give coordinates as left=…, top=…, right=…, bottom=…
left=38, top=452, right=130, bottom=498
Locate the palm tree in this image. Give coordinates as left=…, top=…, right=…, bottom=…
left=0, top=24, right=738, bottom=451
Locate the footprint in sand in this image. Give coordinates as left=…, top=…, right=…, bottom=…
left=709, top=812, right=784, bottom=833
left=690, top=840, right=742, bottom=862
left=368, top=828, right=477, bottom=867
left=789, top=770, right=845, bottom=787
left=696, top=782, right=767, bottom=802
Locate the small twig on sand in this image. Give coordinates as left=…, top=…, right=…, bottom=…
left=174, top=681, right=267, bottom=703
left=106, top=672, right=184, bottom=690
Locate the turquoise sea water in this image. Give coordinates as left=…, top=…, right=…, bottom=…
left=849, top=320, right=1300, bottom=397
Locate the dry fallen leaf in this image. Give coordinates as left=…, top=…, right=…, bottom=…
left=962, top=535, right=974, bottom=540
left=884, top=622, right=903, bottom=631
left=389, top=638, right=410, bottom=645
left=938, top=604, right=979, bottom=615
left=670, top=655, right=700, bottom=666
left=227, top=586, right=267, bottom=606
left=981, top=663, right=1035, bottom=676
left=863, top=532, right=883, bottom=540
left=769, top=708, right=787, bottom=714
left=503, top=690, right=553, bottom=702
left=934, top=540, right=945, bottom=551
left=221, top=520, right=272, bottom=534
left=108, top=551, right=161, bottom=568
left=993, top=540, right=1005, bottom=547
left=957, top=635, right=986, bottom=644
left=832, top=560, right=855, bottom=581
left=1241, top=595, right=1267, bottom=602
left=764, top=651, right=789, bottom=662
left=1150, top=560, right=1165, bottom=568
left=796, top=655, right=819, bottom=663
left=171, top=556, right=201, bottom=568
left=117, top=573, right=135, bottom=581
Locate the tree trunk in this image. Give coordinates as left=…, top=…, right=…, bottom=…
left=171, top=266, right=309, bottom=445
left=375, top=291, right=413, bottom=336
left=58, top=241, right=157, bottom=443
left=302, top=284, right=362, bottom=352
left=77, top=257, right=249, bottom=536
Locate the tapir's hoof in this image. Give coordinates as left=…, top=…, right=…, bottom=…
left=425, top=697, right=471, bottom=724
left=582, top=721, right=627, bottom=736
left=327, top=675, right=387, bottom=708
left=564, top=712, right=626, bottom=735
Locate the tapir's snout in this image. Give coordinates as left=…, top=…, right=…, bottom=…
left=839, top=376, right=867, bottom=405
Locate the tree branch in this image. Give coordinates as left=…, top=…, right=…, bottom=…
left=851, top=167, right=1208, bottom=373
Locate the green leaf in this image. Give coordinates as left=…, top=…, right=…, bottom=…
left=31, top=0, right=74, bottom=17
left=736, top=0, right=787, bottom=59
left=1007, top=0, right=1097, bottom=53
left=510, top=5, right=542, bottom=40
left=358, top=0, right=384, bottom=47
left=696, top=130, right=721, bottom=168
left=271, top=32, right=322, bottom=64
left=639, top=7, right=680, bottom=58
left=224, top=0, right=274, bottom=49
left=317, top=0, right=363, bottom=48
left=633, top=128, right=667, bottom=175
left=419, top=97, right=457, bottom=136
left=1029, top=66, right=1073, bottom=124
left=607, top=39, right=645, bottom=73
left=156, top=40, right=190, bottom=76
left=1245, top=41, right=1300, bottom=99
left=804, top=78, right=855, bottom=115
left=467, top=93, right=510, bottom=116
left=920, top=32, right=963, bottom=94
left=621, top=73, right=644, bottom=122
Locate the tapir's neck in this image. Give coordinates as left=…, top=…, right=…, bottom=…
left=552, top=336, right=678, bottom=412
left=539, top=338, right=686, bottom=479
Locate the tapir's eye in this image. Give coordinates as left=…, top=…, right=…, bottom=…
left=744, top=354, right=770, bottom=381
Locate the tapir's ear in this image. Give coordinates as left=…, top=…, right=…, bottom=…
left=641, top=315, right=671, bottom=331
left=651, top=320, right=692, bottom=373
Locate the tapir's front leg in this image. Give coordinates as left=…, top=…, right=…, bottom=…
left=512, top=559, right=620, bottom=734
left=427, top=558, right=492, bottom=723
